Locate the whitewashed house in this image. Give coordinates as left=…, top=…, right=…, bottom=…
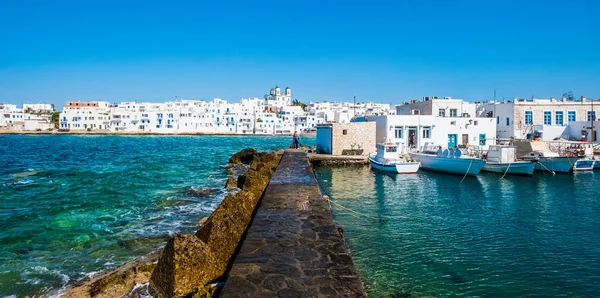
left=59, top=101, right=111, bottom=130
left=477, top=97, right=599, bottom=142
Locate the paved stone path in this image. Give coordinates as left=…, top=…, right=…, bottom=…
left=220, top=150, right=367, bottom=298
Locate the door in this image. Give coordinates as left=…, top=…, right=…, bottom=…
left=462, top=134, right=469, bottom=146
left=408, top=127, right=418, bottom=149
left=448, top=134, right=457, bottom=148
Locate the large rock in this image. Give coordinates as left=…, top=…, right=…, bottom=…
left=148, top=234, right=219, bottom=298
left=228, top=148, right=258, bottom=164
left=62, top=249, right=161, bottom=298
left=224, top=176, right=237, bottom=189
left=236, top=174, right=246, bottom=189
left=186, top=188, right=216, bottom=197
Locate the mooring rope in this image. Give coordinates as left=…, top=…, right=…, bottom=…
left=500, top=162, right=512, bottom=179
left=326, top=198, right=385, bottom=223
left=460, top=159, right=474, bottom=183
left=536, top=161, right=556, bottom=175
left=317, top=180, right=385, bottom=223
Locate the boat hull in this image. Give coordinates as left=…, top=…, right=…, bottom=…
left=369, top=157, right=420, bottom=174
left=573, top=160, right=596, bottom=172
left=482, top=161, right=536, bottom=176
left=534, top=157, right=578, bottom=173
left=409, top=153, right=485, bottom=176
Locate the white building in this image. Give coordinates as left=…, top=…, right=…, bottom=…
left=477, top=97, right=599, bottom=142
left=367, top=115, right=497, bottom=153
left=264, top=86, right=292, bottom=107
left=1, top=103, right=54, bottom=130
left=396, top=96, right=477, bottom=118
left=59, top=101, right=111, bottom=130
left=23, top=103, right=54, bottom=114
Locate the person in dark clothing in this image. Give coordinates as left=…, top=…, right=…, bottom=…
left=293, top=132, right=300, bottom=149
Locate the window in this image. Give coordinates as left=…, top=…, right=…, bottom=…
left=588, top=111, right=597, bottom=121
left=555, top=111, right=564, bottom=126
left=479, top=134, right=487, bottom=146
left=342, top=129, right=348, bottom=135
left=385, top=146, right=397, bottom=153
left=422, top=126, right=431, bottom=138
left=525, top=111, right=533, bottom=125
left=394, top=126, right=403, bottom=139
left=450, top=109, right=457, bottom=117
left=568, top=111, right=576, bottom=122
left=544, top=111, right=552, bottom=125
left=496, top=116, right=499, bottom=124
left=438, top=109, right=445, bottom=117
left=506, top=117, right=510, bottom=126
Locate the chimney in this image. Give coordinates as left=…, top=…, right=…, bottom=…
left=581, top=96, right=587, bottom=102
left=562, top=97, right=567, bottom=102
left=550, top=97, right=556, bottom=102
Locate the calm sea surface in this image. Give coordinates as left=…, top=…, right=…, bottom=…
left=0, top=135, right=313, bottom=297
left=316, top=166, right=600, bottom=297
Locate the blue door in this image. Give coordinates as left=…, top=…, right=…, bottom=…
left=448, top=134, right=457, bottom=148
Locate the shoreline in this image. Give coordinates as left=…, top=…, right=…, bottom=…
left=0, top=130, right=316, bottom=137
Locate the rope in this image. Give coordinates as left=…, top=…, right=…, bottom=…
left=500, top=162, right=511, bottom=179
left=460, top=159, right=474, bottom=183
left=317, top=180, right=385, bottom=223
left=536, top=161, right=556, bottom=175
left=327, top=198, right=385, bottom=223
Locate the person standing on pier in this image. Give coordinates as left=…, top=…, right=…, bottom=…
left=293, top=131, right=300, bottom=149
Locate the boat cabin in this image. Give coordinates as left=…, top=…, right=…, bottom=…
left=525, top=151, right=560, bottom=159
left=486, top=146, right=517, bottom=163
left=376, top=142, right=399, bottom=160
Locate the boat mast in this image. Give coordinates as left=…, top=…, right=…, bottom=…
left=353, top=94, right=356, bottom=121
left=592, top=98, right=595, bottom=143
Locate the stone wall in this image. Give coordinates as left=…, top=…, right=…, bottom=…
left=149, top=150, right=282, bottom=298
left=331, top=122, right=376, bottom=156
left=61, top=149, right=282, bottom=298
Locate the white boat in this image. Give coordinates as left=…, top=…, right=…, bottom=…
left=573, top=159, right=596, bottom=172
left=369, top=142, right=420, bottom=173
left=409, top=146, right=485, bottom=176
left=522, top=151, right=578, bottom=174
left=482, top=145, right=535, bottom=176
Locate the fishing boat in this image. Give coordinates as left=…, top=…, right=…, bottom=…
left=573, top=159, right=596, bottom=172
left=521, top=151, right=578, bottom=173
left=482, top=145, right=535, bottom=176
left=369, top=142, right=420, bottom=173
left=409, top=144, right=485, bottom=176
left=513, top=139, right=580, bottom=174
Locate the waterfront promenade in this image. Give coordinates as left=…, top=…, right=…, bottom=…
left=220, top=150, right=366, bottom=297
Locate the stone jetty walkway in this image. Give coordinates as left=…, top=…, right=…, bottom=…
left=220, top=150, right=367, bottom=297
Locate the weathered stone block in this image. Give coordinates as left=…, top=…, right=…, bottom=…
left=149, top=234, right=219, bottom=298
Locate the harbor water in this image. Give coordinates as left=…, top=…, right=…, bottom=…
left=316, top=166, right=600, bottom=297
left=0, top=135, right=313, bottom=297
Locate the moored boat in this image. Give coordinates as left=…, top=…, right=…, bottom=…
left=409, top=147, right=485, bottom=176
left=482, top=145, right=535, bottom=176
left=573, top=159, right=596, bottom=172
left=522, top=151, right=578, bottom=174
left=369, top=142, right=420, bottom=173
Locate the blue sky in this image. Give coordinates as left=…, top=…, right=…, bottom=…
left=0, top=0, right=598, bottom=107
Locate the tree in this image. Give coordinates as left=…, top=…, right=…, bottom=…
left=291, top=99, right=307, bottom=110
left=562, top=91, right=575, bottom=101
left=51, top=112, right=60, bottom=128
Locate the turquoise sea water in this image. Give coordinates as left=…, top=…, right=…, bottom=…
left=0, top=135, right=313, bottom=297
left=316, top=166, right=600, bottom=297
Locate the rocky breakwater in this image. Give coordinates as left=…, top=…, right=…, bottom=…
left=61, top=148, right=282, bottom=298
left=148, top=148, right=282, bottom=298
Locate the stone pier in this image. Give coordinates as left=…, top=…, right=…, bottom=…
left=220, top=150, right=366, bottom=297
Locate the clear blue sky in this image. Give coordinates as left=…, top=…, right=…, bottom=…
left=1, top=0, right=598, bottom=107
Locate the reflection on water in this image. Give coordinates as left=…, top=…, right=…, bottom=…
left=316, top=167, right=600, bottom=297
